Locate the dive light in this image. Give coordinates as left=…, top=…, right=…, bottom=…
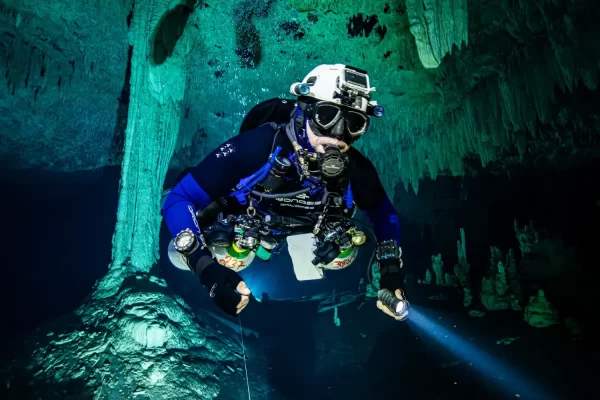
left=367, top=104, right=385, bottom=117
left=378, top=288, right=409, bottom=317
left=290, top=82, right=311, bottom=96
left=373, top=105, right=384, bottom=117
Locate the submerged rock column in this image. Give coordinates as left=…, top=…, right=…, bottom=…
left=453, top=228, right=472, bottom=307
left=3, top=4, right=265, bottom=398
left=94, top=0, right=192, bottom=299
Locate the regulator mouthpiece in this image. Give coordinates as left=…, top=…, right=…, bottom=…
left=320, top=145, right=348, bottom=178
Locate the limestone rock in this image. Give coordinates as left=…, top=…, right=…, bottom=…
left=366, top=262, right=381, bottom=298
left=481, top=247, right=510, bottom=311
left=405, top=0, right=469, bottom=68
left=468, top=310, right=485, bottom=318
left=496, top=337, right=519, bottom=345
left=481, top=276, right=510, bottom=311
left=423, top=268, right=433, bottom=284
left=514, top=220, right=539, bottom=256
left=524, top=289, right=560, bottom=328
left=564, top=316, right=582, bottom=338
left=505, top=249, right=522, bottom=310
left=2, top=0, right=600, bottom=195
left=4, top=275, right=256, bottom=399
left=453, top=228, right=472, bottom=307
left=432, top=253, right=444, bottom=285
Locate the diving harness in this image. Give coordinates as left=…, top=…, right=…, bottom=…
left=166, top=123, right=406, bottom=332
left=198, top=138, right=368, bottom=274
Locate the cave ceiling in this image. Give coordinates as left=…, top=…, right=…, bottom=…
left=1, top=0, right=599, bottom=194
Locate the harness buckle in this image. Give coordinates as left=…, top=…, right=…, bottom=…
left=247, top=199, right=257, bottom=217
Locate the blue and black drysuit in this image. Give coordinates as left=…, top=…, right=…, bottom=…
left=162, top=122, right=405, bottom=315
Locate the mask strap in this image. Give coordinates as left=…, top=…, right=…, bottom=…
left=303, top=117, right=316, bottom=152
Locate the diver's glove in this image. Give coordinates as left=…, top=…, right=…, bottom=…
left=375, top=241, right=410, bottom=321
left=174, top=227, right=251, bottom=316
left=379, top=258, right=405, bottom=291
left=194, top=254, right=251, bottom=316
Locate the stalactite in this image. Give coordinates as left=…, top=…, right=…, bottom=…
left=27, top=47, right=44, bottom=90
left=4, top=34, right=80, bottom=96
left=368, top=0, right=600, bottom=194
left=3, top=0, right=599, bottom=198
left=5, top=36, right=31, bottom=92
left=406, top=0, right=469, bottom=69
left=0, top=32, right=74, bottom=105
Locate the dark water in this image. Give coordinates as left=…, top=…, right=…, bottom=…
left=0, top=167, right=118, bottom=340
left=0, top=165, right=594, bottom=399
left=208, top=287, right=590, bottom=400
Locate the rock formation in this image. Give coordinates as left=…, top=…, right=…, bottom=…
left=2, top=0, right=599, bottom=195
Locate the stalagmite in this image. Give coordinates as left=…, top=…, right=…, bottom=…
left=419, top=267, right=434, bottom=285
left=481, top=247, right=510, bottom=311
left=514, top=219, right=539, bottom=257
left=495, top=261, right=508, bottom=297
left=505, top=249, right=522, bottom=310
left=524, top=289, right=560, bottom=328
left=432, top=253, right=444, bottom=285
left=94, top=0, right=191, bottom=298
left=444, top=272, right=455, bottom=286
left=453, top=228, right=472, bottom=307
left=7, top=3, right=248, bottom=398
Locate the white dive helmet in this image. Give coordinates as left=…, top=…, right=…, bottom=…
left=289, top=64, right=377, bottom=113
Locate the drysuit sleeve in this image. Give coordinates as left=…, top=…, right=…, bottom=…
left=349, top=149, right=401, bottom=246
left=350, top=149, right=404, bottom=293
left=162, top=125, right=279, bottom=240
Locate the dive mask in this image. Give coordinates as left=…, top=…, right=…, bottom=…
left=306, top=101, right=370, bottom=142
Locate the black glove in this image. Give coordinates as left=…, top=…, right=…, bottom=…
left=202, top=215, right=235, bottom=247
left=190, top=250, right=245, bottom=316
left=379, top=259, right=406, bottom=292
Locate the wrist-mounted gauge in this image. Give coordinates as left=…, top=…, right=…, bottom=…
left=174, top=228, right=200, bottom=254
left=376, top=239, right=402, bottom=261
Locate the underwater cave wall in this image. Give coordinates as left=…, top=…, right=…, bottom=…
left=373, top=0, right=600, bottom=193
left=1, top=0, right=600, bottom=197
left=144, top=0, right=600, bottom=196
left=0, top=0, right=132, bottom=171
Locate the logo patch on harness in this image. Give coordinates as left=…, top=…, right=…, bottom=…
left=275, top=192, right=322, bottom=209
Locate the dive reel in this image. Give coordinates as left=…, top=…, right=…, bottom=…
left=233, top=214, right=277, bottom=253
left=311, top=219, right=366, bottom=266
left=203, top=213, right=278, bottom=269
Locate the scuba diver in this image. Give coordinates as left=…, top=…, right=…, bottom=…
left=162, top=64, right=409, bottom=321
